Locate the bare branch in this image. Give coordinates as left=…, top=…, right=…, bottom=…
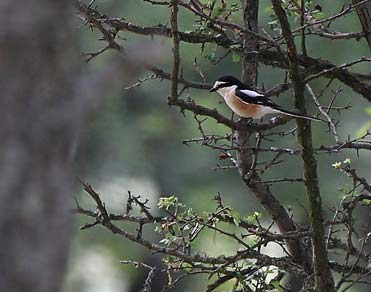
left=309, top=30, right=366, bottom=40
left=306, top=84, right=339, bottom=144
left=75, top=1, right=235, bottom=47
left=258, top=50, right=371, bottom=102
left=120, top=260, right=157, bottom=292
left=291, top=0, right=371, bottom=34
left=304, top=56, right=371, bottom=84
left=271, top=0, right=335, bottom=290
left=169, top=0, right=180, bottom=102
left=352, top=0, right=371, bottom=49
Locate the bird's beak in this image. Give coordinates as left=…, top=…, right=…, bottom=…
left=209, top=86, right=217, bottom=92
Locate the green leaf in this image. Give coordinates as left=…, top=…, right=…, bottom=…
left=187, top=207, right=195, bottom=217
left=164, top=256, right=176, bottom=263
left=365, top=107, right=371, bottom=115
left=253, top=211, right=261, bottom=219
left=244, top=211, right=262, bottom=223
left=264, top=5, right=274, bottom=13
left=230, top=210, right=241, bottom=226
left=313, top=11, right=325, bottom=20
left=205, top=51, right=216, bottom=62
left=177, top=212, right=184, bottom=221
left=201, top=211, right=209, bottom=221
left=181, top=262, right=193, bottom=272
left=158, top=195, right=178, bottom=210
left=154, top=223, right=163, bottom=233
left=213, top=6, right=225, bottom=18
left=230, top=2, right=240, bottom=11
left=232, top=53, right=241, bottom=63
left=271, top=280, right=283, bottom=291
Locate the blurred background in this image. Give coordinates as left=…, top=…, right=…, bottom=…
left=0, top=1, right=369, bottom=292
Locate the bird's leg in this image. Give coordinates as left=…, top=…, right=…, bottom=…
left=238, top=117, right=253, bottom=125
left=230, top=112, right=235, bottom=147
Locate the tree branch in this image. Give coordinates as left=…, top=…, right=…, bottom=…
left=258, top=50, right=371, bottom=102
left=271, top=1, right=336, bottom=290
left=169, top=0, right=180, bottom=102
left=76, top=1, right=371, bottom=103
left=238, top=0, right=304, bottom=265
left=352, top=0, right=371, bottom=49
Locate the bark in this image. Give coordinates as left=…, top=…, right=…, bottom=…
left=0, top=1, right=84, bottom=291
left=352, top=0, right=371, bottom=49
left=237, top=0, right=303, bottom=263
left=271, top=1, right=336, bottom=291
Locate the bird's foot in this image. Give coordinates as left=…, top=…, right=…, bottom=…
left=237, top=118, right=254, bottom=125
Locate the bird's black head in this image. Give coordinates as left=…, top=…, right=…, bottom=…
left=209, top=75, right=245, bottom=92
left=217, top=75, right=242, bottom=84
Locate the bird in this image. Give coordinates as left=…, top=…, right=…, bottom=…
left=209, top=75, right=322, bottom=122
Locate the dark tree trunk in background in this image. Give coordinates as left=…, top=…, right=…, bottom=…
left=238, top=0, right=303, bottom=265
left=0, top=1, right=84, bottom=291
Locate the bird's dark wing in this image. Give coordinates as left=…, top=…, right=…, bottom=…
left=235, top=89, right=324, bottom=122
left=235, top=89, right=279, bottom=109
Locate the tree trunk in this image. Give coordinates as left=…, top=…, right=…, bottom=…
left=237, top=0, right=303, bottom=264
left=0, top=2, right=83, bottom=291
left=352, top=0, right=371, bottom=49
left=271, top=1, right=336, bottom=290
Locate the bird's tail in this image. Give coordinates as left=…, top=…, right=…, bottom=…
left=273, top=108, right=325, bottom=122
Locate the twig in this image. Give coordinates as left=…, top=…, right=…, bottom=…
left=306, top=84, right=340, bottom=144
left=120, top=260, right=157, bottom=292
left=304, top=57, right=371, bottom=84
left=291, top=0, right=371, bottom=34
left=169, top=0, right=180, bottom=102
left=125, top=74, right=158, bottom=90
left=193, top=58, right=206, bottom=83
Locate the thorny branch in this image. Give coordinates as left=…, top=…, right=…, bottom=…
left=75, top=182, right=371, bottom=291
left=75, top=1, right=371, bottom=102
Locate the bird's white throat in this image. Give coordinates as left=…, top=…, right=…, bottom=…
left=217, top=85, right=237, bottom=99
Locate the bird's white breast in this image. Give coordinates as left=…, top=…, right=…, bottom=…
left=217, top=86, right=274, bottom=119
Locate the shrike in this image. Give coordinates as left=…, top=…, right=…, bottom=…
left=209, top=76, right=322, bottom=121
